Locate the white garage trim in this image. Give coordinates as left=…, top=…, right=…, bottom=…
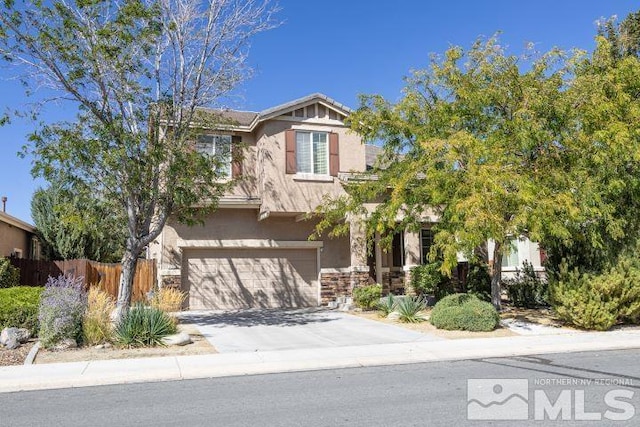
left=177, top=239, right=323, bottom=249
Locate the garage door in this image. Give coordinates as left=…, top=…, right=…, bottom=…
left=184, top=248, right=318, bottom=310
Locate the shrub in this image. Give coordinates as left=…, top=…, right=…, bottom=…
left=0, top=257, right=20, bottom=289
left=430, top=293, right=499, bottom=332
left=504, top=261, right=548, bottom=308
left=353, top=284, right=382, bottom=310
left=464, top=261, right=491, bottom=301
left=395, top=295, right=427, bottom=323
left=82, top=287, right=116, bottom=346
left=410, top=262, right=454, bottom=301
left=38, top=275, right=87, bottom=348
left=550, top=258, right=640, bottom=331
left=377, top=293, right=397, bottom=317
left=0, top=286, right=42, bottom=334
left=150, top=287, right=187, bottom=313
left=114, top=303, right=177, bottom=347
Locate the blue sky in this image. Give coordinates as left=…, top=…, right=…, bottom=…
left=1, top=0, right=638, bottom=223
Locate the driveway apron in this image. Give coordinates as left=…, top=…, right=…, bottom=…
left=179, top=308, right=443, bottom=353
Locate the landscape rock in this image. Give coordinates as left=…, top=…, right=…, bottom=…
left=161, top=332, right=192, bottom=346
left=1, top=327, right=31, bottom=345
left=387, top=312, right=401, bottom=321
left=4, top=337, right=20, bottom=350
left=53, top=338, right=78, bottom=350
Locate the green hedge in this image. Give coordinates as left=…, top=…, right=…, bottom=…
left=353, top=284, right=382, bottom=310
left=0, top=257, right=20, bottom=289
left=550, top=257, right=640, bottom=331
left=0, top=286, right=43, bottom=335
left=430, top=293, right=499, bottom=332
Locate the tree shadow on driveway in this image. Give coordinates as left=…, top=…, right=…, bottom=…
left=176, top=308, right=338, bottom=329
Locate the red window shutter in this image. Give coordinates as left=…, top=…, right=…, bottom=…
left=285, top=129, right=296, bottom=174
left=329, top=132, right=339, bottom=176
left=231, top=135, right=242, bottom=178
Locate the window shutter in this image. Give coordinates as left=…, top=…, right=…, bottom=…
left=329, top=132, right=339, bottom=176
left=285, top=129, right=296, bottom=174
left=231, top=135, right=242, bottom=178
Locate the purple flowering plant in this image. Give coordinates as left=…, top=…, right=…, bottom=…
left=38, top=274, right=88, bottom=348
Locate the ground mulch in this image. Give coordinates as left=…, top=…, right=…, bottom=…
left=0, top=341, right=35, bottom=366
left=34, top=323, right=216, bottom=364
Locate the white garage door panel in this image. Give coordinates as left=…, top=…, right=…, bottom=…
left=185, top=248, right=318, bottom=310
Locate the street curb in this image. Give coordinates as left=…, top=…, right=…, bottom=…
left=2, top=332, right=640, bottom=394
left=23, top=341, right=40, bottom=366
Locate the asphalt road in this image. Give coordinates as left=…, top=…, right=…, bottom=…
left=2, top=349, right=640, bottom=426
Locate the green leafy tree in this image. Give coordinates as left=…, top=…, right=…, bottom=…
left=315, top=37, right=595, bottom=310
left=598, top=11, right=640, bottom=60
left=31, top=182, right=126, bottom=262
left=0, top=0, right=277, bottom=319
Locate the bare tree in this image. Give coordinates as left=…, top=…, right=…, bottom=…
left=0, top=0, right=278, bottom=319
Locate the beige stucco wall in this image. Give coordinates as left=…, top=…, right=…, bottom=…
left=255, top=119, right=366, bottom=214
left=158, top=208, right=351, bottom=271
left=225, top=132, right=259, bottom=199
left=0, top=222, right=30, bottom=258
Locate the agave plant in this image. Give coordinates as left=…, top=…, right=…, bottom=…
left=395, top=295, right=427, bottom=323
left=114, top=303, right=177, bottom=347
left=377, top=293, right=397, bottom=317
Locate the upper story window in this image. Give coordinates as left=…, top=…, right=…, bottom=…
left=296, top=131, right=328, bottom=175
left=196, top=135, right=232, bottom=178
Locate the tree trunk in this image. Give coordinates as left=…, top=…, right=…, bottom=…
left=114, top=248, right=140, bottom=322
left=490, top=242, right=503, bottom=311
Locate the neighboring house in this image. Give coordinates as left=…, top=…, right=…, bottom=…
left=150, top=93, right=544, bottom=310
left=0, top=209, right=42, bottom=260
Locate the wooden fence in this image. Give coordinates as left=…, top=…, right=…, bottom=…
left=8, top=257, right=156, bottom=303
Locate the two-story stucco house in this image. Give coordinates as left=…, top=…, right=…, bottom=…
left=150, top=93, right=544, bottom=310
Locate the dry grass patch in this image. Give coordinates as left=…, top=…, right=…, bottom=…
left=499, top=306, right=566, bottom=327
left=35, top=323, right=216, bottom=364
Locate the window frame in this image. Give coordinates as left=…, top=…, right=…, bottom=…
left=295, top=130, right=329, bottom=175
left=196, top=134, right=232, bottom=178
left=420, top=228, right=435, bottom=265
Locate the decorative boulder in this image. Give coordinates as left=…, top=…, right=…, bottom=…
left=1, top=327, right=31, bottom=345
left=387, top=312, right=401, bottom=321
left=161, top=332, right=192, bottom=346
left=4, top=337, right=20, bottom=350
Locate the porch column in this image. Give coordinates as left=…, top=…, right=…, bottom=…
left=403, top=230, right=421, bottom=295
left=374, top=232, right=383, bottom=284
left=349, top=217, right=369, bottom=288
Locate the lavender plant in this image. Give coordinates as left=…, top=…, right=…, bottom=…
left=38, top=274, right=87, bottom=348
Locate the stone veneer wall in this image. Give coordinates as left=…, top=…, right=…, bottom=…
left=381, top=270, right=406, bottom=295
left=161, top=275, right=181, bottom=289
left=320, top=270, right=372, bottom=305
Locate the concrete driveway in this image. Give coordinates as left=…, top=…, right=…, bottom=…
left=178, top=308, right=443, bottom=353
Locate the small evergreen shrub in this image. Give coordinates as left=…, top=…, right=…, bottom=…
left=430, top=293, right=499, bottom=332
left=150, top=287, right=187, bottom=313
left=464, top=261, right=491, bottom=301
left=0, top=286, right=43, bottom=334
left=353, top=284, right=382, bottom=310
left=114, top=303, right=177, bottom=347
left=550, top=258, right=640, bottom=331
left=395, top=295, right=427, bottom=323
left=0, top=257, right=20, bottom=289
left=377, top=293, right=397, bottom=317
left=82, top=287, right=116, bottom=346
left=38, top=275, right=87, bottom=348
left=410, top=262, right=454, bottom=301
left=504, top=261, right=548, bottom=308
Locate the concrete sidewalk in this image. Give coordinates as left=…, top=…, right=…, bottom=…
left=2, top=329, right=640, bottom=394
